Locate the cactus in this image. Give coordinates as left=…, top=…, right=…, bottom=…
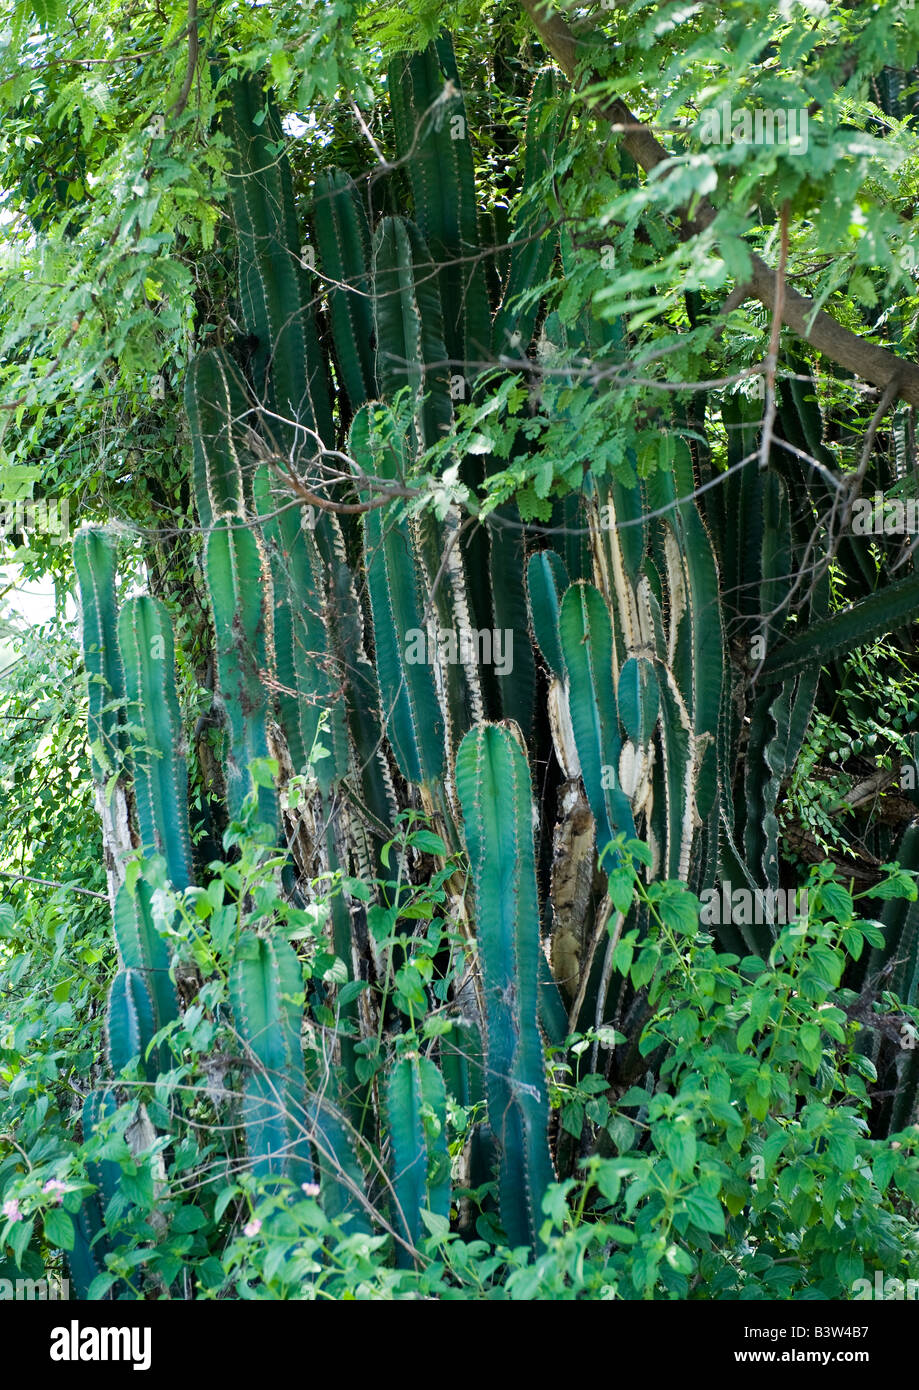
left=645, top=441, right=724, bottom=826
left=117, top=596, right=194, bottom=890
left=69, top=42, right=919, bottom=1254
left=370, top=216, right=481, bottom=741
left=252, top=464, right=348, bottom=787
left=73, top=527, right=125, bottom=781
left=107, top=967, right=158, bottom=1080
left=184, top=349, right=251, bottom=531
left=356, top=404, right=446, bottom=792
left=558, top=582, right=636, bottom=867
left=527, top=549, right=570, bottom=681
left=229, top=934, right=313, bottom=1186
left=68, top=1091, right=122, bottom=1299
left=221, top=75, right=332, bottom=453
left=322, top=541, right=395, bottom=836
left=372, top=215, right=453, bottom=448
left=112, top=879, right=179, bottom=1045
left=455, top=723, right=554, bottom=1251
left=386, top=1052, right=451, bottom=1261
left=205, top=520, right=277, bottom=830
left=761, top=570, right=919, bottom=683
left=310, top=169, right=377, bottom=413
left=305, top=1094, right=373, bottom=1235
left=388, top=38, right=491, bottom=370
left=488, top=507, right=536, bottom=734
left=618, top=655, right=660, bottom=748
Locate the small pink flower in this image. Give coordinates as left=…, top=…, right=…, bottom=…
left=2, top=1198, right=21, bottom=1223
left=43, top=1180, right=67, bottom=1204
left=243, top=1218, right=262, bottom=1237
left=301, top=1183, right=320, bottom=1198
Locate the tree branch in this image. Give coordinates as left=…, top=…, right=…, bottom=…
left=519, top=0, right=919, bottom=407
left=167, top=0, right=199, bottom=123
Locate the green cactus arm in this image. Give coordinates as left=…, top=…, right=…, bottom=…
left=305, top=1094, right=373, bottom=1235
left=184, top=348, right=251, bottom=531
left=371, top=217, right=482, bottom=742
left=230, top=936, right=302, bottom=1075
left=68, top=1091, right=121, bottom=1299
left=373, top=216, right=424, bottom=417
left=671, top=441, right=724, bottom=823
left=488, top=505, right=535, bottom=734
left=252, top=466, right=351, bottom=790
left=455, top=723, right=554, bottom=1252
left=107, top=967, right=158, bottom=1080
left=252, top=466, right=312, bottom=777
left=221, top=75, right=332, bottom=451
left=618, top=655, right=660, bottom=747
left=113, top=879, right=179, bottom=1035
left=388, top=39, right=491, bottom=371
left=404, top=218, right=470, bottom=442
left=311, top=169, right=377, bottom=411
left=230, top=935, right=313, bottom=1186
left=73, top=527, right=125, bottom=782
left=888, top=1047, right=919, bottom=1136
left=82, top=1091, right=122, bottom=1211
left=716, top=395, right=764, bottom=631
left=606, top=472, right=649, bottom=594
left=527, top=549, right=570, bottom=680
left=354, top=405, right=446, bottom=788
left=653, top=661, right=696, bottom=884
left=551, top=491, right=592, bottom=583
left=786, top=353, right=836, bottom=472
left=205, top=520, right=277, bottom=830
left=772, top=358, right=878, bottom=594
left=760, top=570, right=919, bottom=683
left=712, top=812, right=773, bottom=957
left=373, top=216, right=453, bottom=449
left=323, top=541, right=394, bottom=831
left=644, top=455, right=721, bottom=822
left=743, top=476, right=807, bottom=894
left=387, top=1052, right=451, bottom=1260
left=538, top=949, right=570, bottom=1047
left=558, top=581, right=635, bottom=864
left=410, top=496, right=482, bottom=752
left=117, top=596, right=194, bottom=890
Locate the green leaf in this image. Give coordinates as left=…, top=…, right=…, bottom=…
left=664, top=1125, right=697, bottom=1179
left=682, top=1191, right=725, bottom=1236
left=43, top=1207, right=74, bottom=1251
left=407, top=830, right=448, bottom=856
left=657, top=885, right=700, bottom=937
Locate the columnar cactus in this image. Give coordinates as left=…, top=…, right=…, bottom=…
left=117, top=595, right=194, bottom=890
left=455, top=723, right=554, bottom=1251
left=205, top=520, right=277, bottom=831
left=386, top=1052, right=451, bottom=1261
left=70, top=36, right=919, bottom=1285
left=229, top=934, right=313, bottom=1187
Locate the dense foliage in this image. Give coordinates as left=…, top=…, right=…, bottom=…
left=3, top=0, right=919, bottom=1301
